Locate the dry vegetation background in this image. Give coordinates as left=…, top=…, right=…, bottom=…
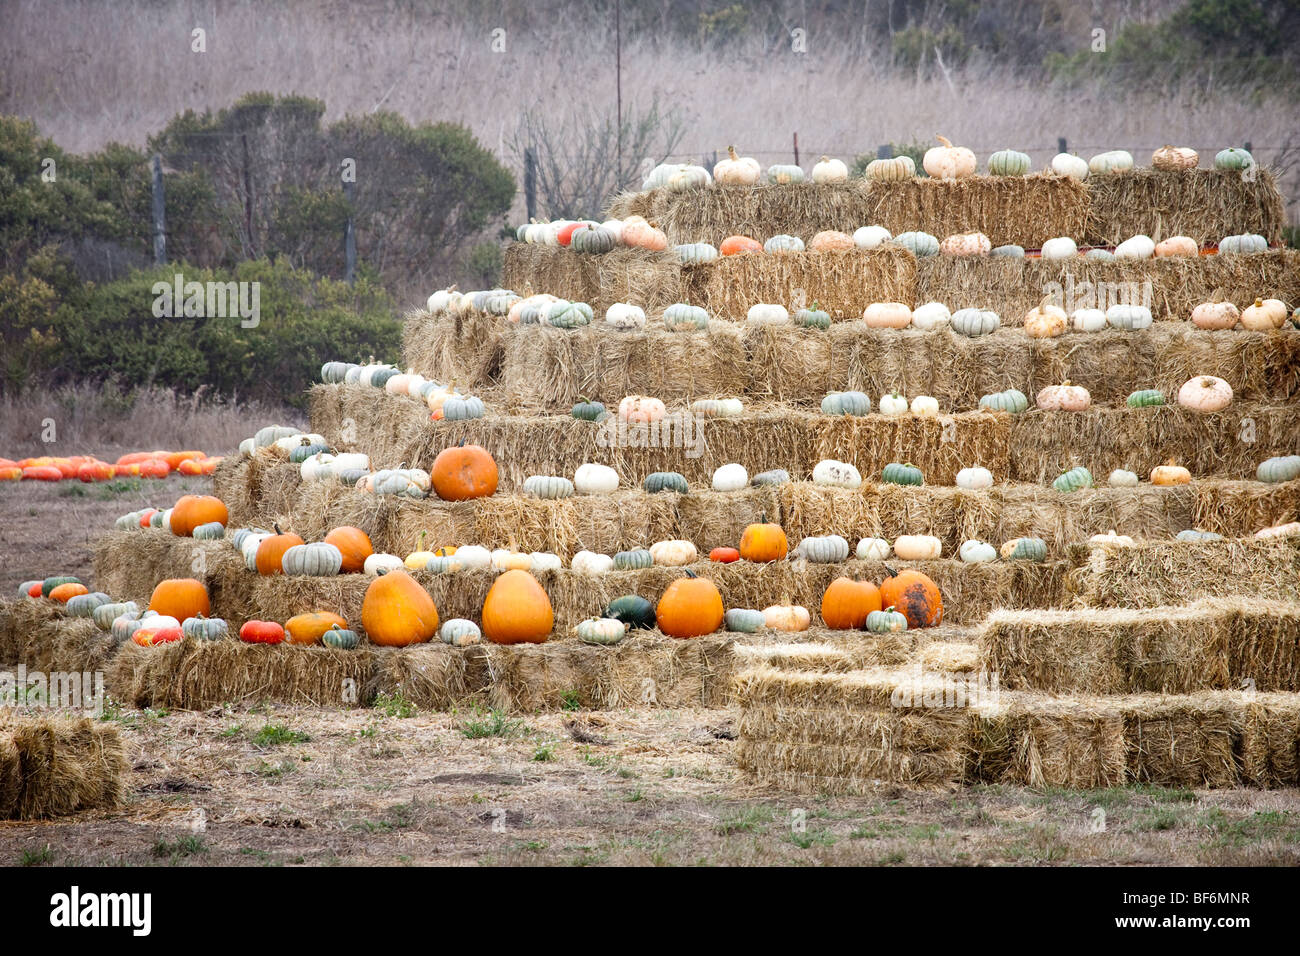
left=3, top=0, right=1297, bottom=220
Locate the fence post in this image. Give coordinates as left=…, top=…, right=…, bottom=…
left=1244, top=140, right=1252, bottom=153
left=793, top=132, right=799, bottom=167
left=240, top=133, right=254, bottom=257
left=524, top=148, right=537, bottom=222
left=151, top=154, right=166, bottom=265
left=876, top=144, right=892, bottom=159
left=343, top=177, right=356, bottom=285
left=1058, top=137, right=1068, bottom=154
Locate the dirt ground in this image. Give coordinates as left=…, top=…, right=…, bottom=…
left=3, top=478, right=1300, bottom=867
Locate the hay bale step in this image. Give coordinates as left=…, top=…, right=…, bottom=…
left=980, top=598, right=1300, bottom=695
left=0, top=713, right=127, bottom=819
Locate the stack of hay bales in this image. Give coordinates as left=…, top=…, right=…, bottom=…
left=0, top=713, right=127, bottom=819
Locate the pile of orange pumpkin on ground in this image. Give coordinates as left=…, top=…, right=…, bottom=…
left=0, top=450, right=222, bottom=483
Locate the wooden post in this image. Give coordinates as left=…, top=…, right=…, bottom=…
left=151, top=154, right=166, bottom=265
left=524, top=148, right=537, bottom=221
left=793, top=132, right=799, bottom=167
left=240, top=133, right=254, bottom=257
left=343, top=178, right=356, bottom=285
left=1058, top=137, right=1068, bottom=154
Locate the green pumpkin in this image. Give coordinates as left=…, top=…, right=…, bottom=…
left=41, top=575, right=81, bottom=597
left=605, top=595, right=656, bottom=630
left=751, top=469, right=791, bottom=486
left=613, top=549, right=654, bottom=571
left=674, top=243, right=719, bottom=266
left=795, top=306, right=831, bottom=329
left=290, top=442, right=332, bottom=463
left=193, top=521, right=225, bottom=540
left=1126, top=389, right=1166, bottom=408
left=894, top=231, right=939, bottom=257
left=979, top=389, right=1029, bottom=414
left=149, top=510, right=166, bottom=528
left=1052, top=466, right=1094, bottom=492
left=323, top=624, right=361, bottom=650
left=523, top=475, right=574, bottom=499
left=865, top=607, right=908, bottom=634
left=724, top=608, right=765, bottom=633
left=575, top=617, right=628, bottom=645
left=1007, top=537, right=1048, bottom=562
left=571, top=397, right=607, bottom=421
left=182, top=615, right=229, bottom=641
left=988, top=149, right=1031, bottom=176
left=821, top=391, right=871, bottom=416
left=1214, top=147, right=1254, bottom=171
left=571, top=225, right=618, bottom=254
left=663, top=303, right=710, bottom=329
left=546, top=301, right=594, bottom=329
left=65, top=592, right=110, bottom=617
left=93, top=601, right=138, bottom=630
left=1257, top=455, right=1300, bottom=484
left=443, top=395, right=486, bottom=420
left=882, top=462, right=924, bottom=486
left=644, top=471, right=689, bottom=494
left=369, top=368, right=398, bottom=389
left=991, top=244, right=1025, bottom=258
left=766, top=165, right=806, bottom=184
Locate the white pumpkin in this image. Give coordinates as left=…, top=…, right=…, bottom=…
left=894, top=535, right=942, bottom=560
left=811, top=155, right=849, bottom=183
left=453, top=545, right=492, bottom=569
left=1050, top=153, right=1089, bottom=180
left=910, top=395, right=940, bottom=417
left=746, top=303, right=790, bottom=324
left=605, top=302, right=647, bottom=329
left=274, top=432, right=326, bottom=453
left=955, top=466, right=993, bottom=490
left=853, top=225, right=892, bottom=250
left=571, top=550, right=614, bottom=574
left=426, top=288, right=464, bottom=313
left=855, top=537, right=891, bottom=561
left=1040, top=237, right=1078, bottom=260
left=363, top=553, right=405, bottom=575
left=529, top=552, right=563, bottom=573
left=713, top=146, right=761, bottom=185
left=1108, top=469, right=1139, bottom=488
left=959, top=539, right=997, bottom=563
left=879, top=393, right=908, bottom=416
left=711, top=463, right=749, bottom=492
left=812, top=458, right=863, bottom=489
left=1114, top=235, right=1156, bottom=259
left=1070, top=308, right=1107, bottom=332
left=575, top=463, right=620, bottom=494
left=1089, top=530, right=1136, bottom=548
left=649, top=539, right=699, bottom=566
left=910, top=302, right=951, bottom=331
left=300, top=452, right=335, bottom=482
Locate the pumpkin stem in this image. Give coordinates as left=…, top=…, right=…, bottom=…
left=936, top=134, right=952, bottom=148
left=727, top=145, right=739, bottom=161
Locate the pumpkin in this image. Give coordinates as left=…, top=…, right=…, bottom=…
left=239, top=620, right=285, bottom=645
left=820, top=577, right=882, bottom=629
left=285, top=611, right=348, bottom=646
left=1036, top=381, right=1091, bottom=411
left=893, top=231, right=940, bottom=257
left=1151, top=460, right=1192, bottom=486
left=49, top=582, right=89, bottom=603
left=739, top=515, right=787, bottom=563
left=1106, top=304, right=1153, bottom=330
left=746, top=303, right=789, bottom=324
left=663, top=303, right=710, bottom=329
left=570, top=397, right=607, bottom=421
left=762, top=603, right=811, bottom=632
left=1115, top=234, right=1156, bottom=259
left=879, top=568, right=942, bottom=627
left=1151, top=145, right=1198, bottom=170
left=93, top=600, right=137, bottom=630
left=1109, top=469, right=1139, bottom=487
left=1219, top=234, right=1268, bottom=254
left=649, top=539, right=699, bottom=566
left=713, top=146, right=761, bottom=185
left=1127, top=389, right=1166, bottom=408
left=940, top=231, right=991, bottom=256
left=613, top=549, right=654, bottom=571
left=856, top=537, right=891, bottom=561
left=988, top=148, right=1031, bottom=176
left=170, top=494, right=229, bottom=537
left=621, top=220, right=667, bottom=251
left=882, top=462, right=923, bottom=486
left=281, top=542, right=344, bottom=577
left=571, top=225, right=618, bottom=254
left=1257, top=455, right=1300, bottom=484
left=324, top=526, right=373, bottom=573
left=575, top=617, right=627, bottom=646
left=1070, top=308, right=1107, bottom=332
left=523, top=475, right=575, bottom=499
left=808, top=230, right=854, bottom=252
left=865, top=156, right=915, bottom=181
left=656, top=572, right=724, bottom=638
left=618, top=395, right=666, bottom=424
left=571, top=551, right=614, bottom=574
left=1001, top=537, right=1048, bottom=562
left=1024, top=295, right=1068, bottom=338
left=821, top=391, right=871, bottom=416
left=364, top=553, right=405, bottom=575
left=1240, top=298, right=1288, bottom=330
left=979, top=389, right=1029, bottom=414
left=1214, top=147, right=1254, bottom=171
left=192, top=522, right=224, bottom=540
left=711, top=463, right=748, bottom=492
left=481, top=570, right=552, bottom=644
left=766, top=164, right=805, bottom=185
left=812, top=458, right=862, bottom=489
left=719, top=235, right=762, bottom=256
left=951, top=308, right=1000, bottom=337
left=605, top=302, right=646, bottom=330
left=916, top=394, right=939, bottom=415
left=959, top=539, right=997, bottom=563
left=1155, top=236, right=1198, bottom=257
left=1089, top=150, right=1134, bottom=174
left=606, top=595, right=656, bottom=630
left=431, top=443, right=498, bottom=501
left=709, top=547, right=740, bottom=563
left=132, top=625, right=183, bottom=647
left=1050, top=152, right=1089, bottom=180
left=432, top=619, right=479, bottom=647
left=362, top=570, right=439, bottom=646
left=797, top=534, right=850, bottom=563
left=795, top=306, right=831, bottom=329
left=674, top=243, right=719, bottom=266
left=256, top=528, right=306, bottom=575
left=956, top=466, right=993, bottom=490
left=764, top=234, right=805, bottom=254
left=575, top=462, right=620, bottom=494
left=147, top=578, right=210, bottom=620
left=923, top=135, right=976, bottom=179
left=866, top=607, right=908, bottom=634
left=724, top=608, right=765, bottom=633
left=853, top=225, right=893, bottom=248
left=1177, top=529, right=1223, bottom=543
left=893, top=535, right=942, bottom=560
left=862, top=302, right=912, bottom=329
left=1052, top=466, right=1094, bottom=492
left=1190, top=299, right=1240, bottom=330
left=322, top=624, right=360, bottom=649
left=992, top=244, right=1026, bottom=258
left=1090, top=530, right=1136, bottom=548
left=910, top=302, right=951, bottom=331
left=644, top=471, right=689, bottom=494
left=751, top=469, right=791, bottom=487
left=812, top=155, right=848, bottom=183
left=1177, top=375, right=1232, bottom=412
left=181, top=615, right=228, bottom=641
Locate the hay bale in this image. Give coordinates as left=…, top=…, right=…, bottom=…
left=915, top=249, right=1300, bottom=325
left=401, top=308, right=506, bottom=389
left=0, top=713, right=127, bottom=819
left=1242, top=694, right=1300, bottom=787
left=1123, top=692, right=1244, bottom=789
left=981, top=599, right=1300, bottom=695
left=501, top=244, right=684, bottom=316
left=93, top=531, right=247, bottom=619
left=684, top=246, right=916, bottom=321
left=1085, top=168, right=1287, bottom=247
left=1066, top=536, right=1300, bottom=609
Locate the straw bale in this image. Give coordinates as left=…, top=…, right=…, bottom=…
left=402, top=308, right=505, bottom=389
left=1122, top=691, right=1244, bottom=789
left=0, top=713, right=127, bottom=819
left=1085, top=168, right=1287, bottom=247
left=501, top=244, right=683, bottom=316
left=1242, top=694, right=1300, bottom=787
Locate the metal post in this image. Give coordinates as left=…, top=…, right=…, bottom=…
left=151, top=154, right=166, bottom=265
left=343, top=178, right=356, bottom=285
left=793, top=132, right=799, bottom=167
left=524, top=148, right=537, bottom=221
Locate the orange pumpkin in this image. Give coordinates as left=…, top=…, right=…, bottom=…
left=324, top=526, right=374, bottom=573
left=719, top=235, right=762, bottom=256
left=738, top=514, right=788, bottom=563
left=133, top=625, right=183, bottom=647
left=164, top=450, right=206, bottom=470
left=137, top=459, right=170, bottom=479
left=177, top=458, right=205, bottom=476
left=170, top=494, right=229, bottom=537
left=430, top=443, right=499, bottom=501
left=361, top=570, right=440, bottom=647
left=879, top=569, right=943, bottom=629
left=76, top=461, right=115, bottom=482
left=21, top=466, right=63, bottom=481
left=147, top=578, right=211, bottom=621
left=285, top=611, right=349, bottom=646
left=48, top=582, right=90, bottom=603
left=820, top=577, right=882, bottom=629
left=25, top=582, right=42, bottom=598
left=481, top=569, right=553, bottom=644
left=255, top=527, right=306, bottom=575
left=199, top=457, right=222, bottom=475
left=656, top=571, right=725, bottom=639
left=239, top=620, right=285, bottom=645
left=807, top=230, right=855, bottom=252
left=709, top=547, right=741, bottom=563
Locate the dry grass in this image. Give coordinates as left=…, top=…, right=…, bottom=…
left=0, top=712, right=127, bottom=819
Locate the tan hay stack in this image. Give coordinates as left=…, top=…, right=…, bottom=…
left=93, top=532, right=252, bottom=622
left=1085, top=168, right=1287, bottom=247
left=0, top=601, right=120, bottom=675
left=980, top=598, right=1300, bottom=695
left=1065, top=536, right=1300, bottom=609
left=0, top=713, right=127, bottom=819
left=502, top=245, right=685, bottom=315
left=606, top=176, right=1089, bottom=249
left=916, top=249, right=1300, bottom=323
left=402, top=308, right=505, bottom=390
